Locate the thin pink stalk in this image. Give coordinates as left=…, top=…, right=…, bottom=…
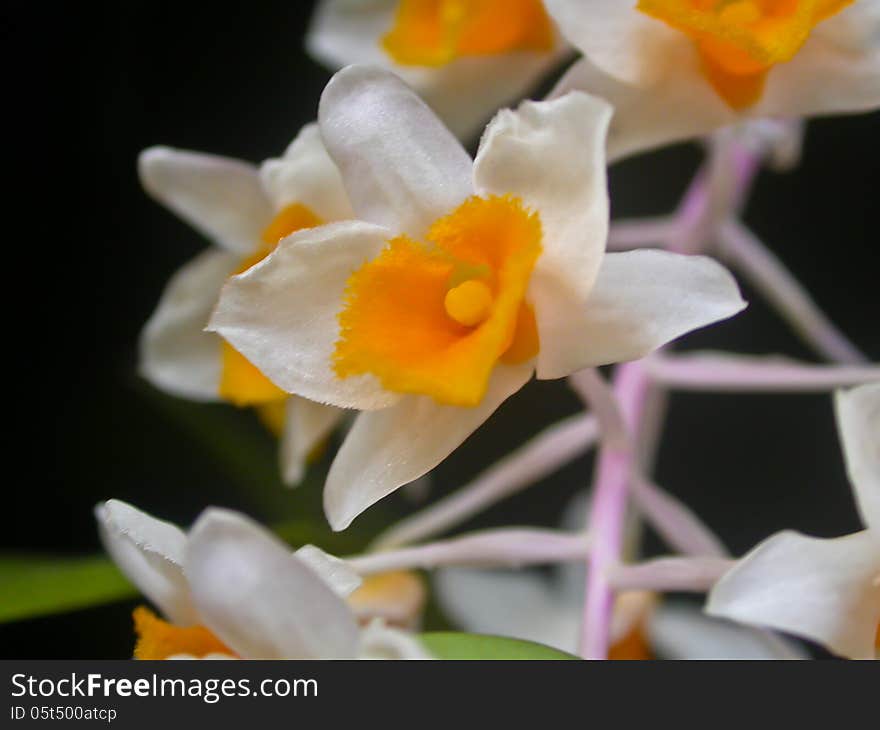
left=579, top=362, right=651, bottom=659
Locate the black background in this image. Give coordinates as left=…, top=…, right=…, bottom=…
left=1, top=1, right=877, bottom=658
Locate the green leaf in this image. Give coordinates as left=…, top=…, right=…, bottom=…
left=420, top=632, right=578, bottom=660
left=0, top=555, right=137, bottom=624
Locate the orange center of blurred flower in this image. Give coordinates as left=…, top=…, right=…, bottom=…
left=132, top=607, right=235, bottom=660
left=333, top=194, right=541, bottom=407
left=219, top=203, right=323, bottom=408
left=637, top=0, right=852, bottom=108
left=348, top=571, right=428, bottom=630
left=382, top=0, right=555, bottom=66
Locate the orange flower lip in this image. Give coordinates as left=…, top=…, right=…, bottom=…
left=382, top=0, right=555, bottom=67
left=637, top=0, right=854, bottom=108
left=333, top=194, right=542, bottom=407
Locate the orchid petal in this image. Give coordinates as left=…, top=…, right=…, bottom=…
left=836, top=384, right=880, bottom=532
left=209, top=220, right=399, bottom=411
left=140, top=249, right=236, bottom=401
left=546, top=249, right=745, bottom=374
left=544, top=0, right=684, bottom=86
left=259, top=123, right=353, bottom=221
left=324, top=362, right=534, bottom=531
left=293, top=544, right=362, bottom=597
left=95, top=500, right=197, bottom=626
left=707, top=530, right=880, bottom=660
left=434, top=568, right=578, bottom=653
left=280, top=398, right=346, bottom=486
left=186, top=509, right=360, bottom=659
left=318, top=65, right=472, bottom=238
left=473, top=92, right=612, bottom=379
left=649, top=602, right=808, bottom=659
left=138, top=147, right=272, bottom=255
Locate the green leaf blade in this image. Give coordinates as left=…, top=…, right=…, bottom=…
left=0, top=554, right=136, bottom=624
left=420, top=632, right=578, bottom=660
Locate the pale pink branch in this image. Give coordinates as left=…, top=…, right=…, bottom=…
left=371, top=413, right=598, bottom=550
left=349, top=529, right=590, bottom=575
left=718, top=220, right=867, bottom=364
left=630, top=475, right=729, bottom=558
left=608, top=556, right=735, bottom=593
left=645, top=353, right=878, bottom=392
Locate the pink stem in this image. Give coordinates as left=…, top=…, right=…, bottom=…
left=580, top=137, right=763, bottom=659
left=579, top=362, right=651, bottom=659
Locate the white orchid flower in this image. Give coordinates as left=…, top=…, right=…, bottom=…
left=210, top=65, right=746, bottom=531
left=95, top=500, right=428, bottom=660
left=546, top=0, right=880, bottom=160
left=139, top=124, right=348, bottom=485
left=306, top=0, right=572, bottom=139
left=707, top=382, right=880, bottom=660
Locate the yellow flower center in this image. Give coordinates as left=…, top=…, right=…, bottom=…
left=219, top=203, right=323, bottom=407
left=348, top=571, right=427, bottom=630
left=382, top=0, right=555, bottom=66
left=637, top=0, right=853, bottom=108
left=132, top=606, right=235, bottom=660
left=333, top=195, right=541, bottom=407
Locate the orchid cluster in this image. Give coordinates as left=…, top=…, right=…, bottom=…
left=107, top=0, right=879, bottom=660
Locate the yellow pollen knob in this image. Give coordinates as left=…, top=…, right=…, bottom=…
left=444, top=279, right=493, bottom=327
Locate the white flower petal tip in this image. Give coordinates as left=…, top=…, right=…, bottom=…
left=706, top=530, right=880, bottom=660
left=835, top=383, right=880, bottom=530
left=186, top=508, right=360, bottom=659
left=95, top=500, right=197, bottom=625
left=323, top=362, right=534, bottom=532
left=137, top=146, right=272, bottom=255
left=318, top=64, right=473, bottom=237
left=208, top=220, right=399, bottom=411
left=280, top=400, right=345, bottom=488
left=139, top=249, right=236, bottom=402
left=294, top=544, right=363, bottom=597
left=540, top=250, right=746, bottom=378
left=474, top=92, right=613, bottom=380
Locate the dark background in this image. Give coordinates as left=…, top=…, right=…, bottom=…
left=2, top=1, right=877, bottom=658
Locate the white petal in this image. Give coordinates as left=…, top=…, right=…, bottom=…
left=318, top=65, right=473, bottom=238
left=209, top=220, right=399, bottom=411
left=706, top=530, right=880, bottom=660
left=279, top=398, right=346, bottom=486
left=544, top=0, right=684, bottom=86
left=358, top=619, right=431, bottom=660
left=186, top=509, right=360, bottom=659
left=649, top=602, right=808, bottom=660
left=140, top=249, right=236, bottom=401
left=293, top=544, right=362, bottom=597
left=95, top=500, right=197, bottom=626
left=835, top=384, right=880, bottom=531
left=541, top=250, right=745, bottom=375
left=473, top=93, right=612, bottom=379
left=551, top=56, right=734, bottom=163
left=259, top=123, right=354, bottom=221
left=138, top=147, right=272, bottom=255
left=324, top=362, right=534, bottom=531
left=433, top=568, right=578, bottom=654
